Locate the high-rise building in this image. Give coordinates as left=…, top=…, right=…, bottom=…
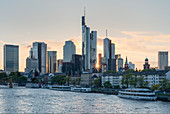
left=25, top=58, right=38, bottom=73
left=47, top=51, right=57, bottom=73
left=63, top=41, right=76, bottom=62
left=117, top=58, right=123, bottom=71
left=62, top=62, right=73, bottom=76
left=128, top=62, right=135, bottom=70
left=72, top=54, right=82, bottom=75
left=31, top=42, right=47, bottom=73
left=98, top=53, right=102, bottom=69
left=82, top=12, right=97, bottom=72
left=4, top=44, right=19, bottom=72
left=115, top=54, right=121, bottom=60
left=103, top=35, right=116, bottom=71
left=158, top=51, right=168, bottom=70
left=57, top=59, right=63, bottom=72
left=143, top=58, right=150, bottom=70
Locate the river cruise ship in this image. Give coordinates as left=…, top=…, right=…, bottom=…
left=118, top=88, right=157, bottom=101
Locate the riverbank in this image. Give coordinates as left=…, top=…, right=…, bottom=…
left=156, top=93, right=170, bottom=102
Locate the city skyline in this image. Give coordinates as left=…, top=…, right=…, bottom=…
left=0, top=0, right=170, bottom=71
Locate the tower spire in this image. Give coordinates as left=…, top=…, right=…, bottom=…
left=106, top=29, right=107, bottom=38
left=84, top=6, right=86, bottom=17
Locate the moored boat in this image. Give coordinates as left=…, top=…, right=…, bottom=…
left=118, top=88, right=157, bottom=101
left=71, top=87, right=91, bottom=93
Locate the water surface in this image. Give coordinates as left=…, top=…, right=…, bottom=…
left=0, top=88, right=170, bottom=113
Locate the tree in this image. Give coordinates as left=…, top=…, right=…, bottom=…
left=0, top=72, right=8, bottom=83
left=160, top=79, right=170, bottom=91
left=72, top=79, right=77, bottom=86
left=151, top=84, right=160, bottom=91
left=123, top=74, right=131, bottom=88
left=133, top=75, right=138, bottom=88
left=104, top=81, right=112, bottom=88
left=138, top=76, right=145, bottom=88
left=76, top=77, right=81, bottom=85
left=64, top=76, right=70, bottom=86
left=51, top=75, right=66, bottom=85
left=93, top=78, right=101, bottom=88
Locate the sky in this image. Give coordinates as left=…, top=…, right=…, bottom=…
left=0, top=0, right=170, bottom=72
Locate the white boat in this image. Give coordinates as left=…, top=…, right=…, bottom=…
left=71, top=87, right=91, bottom=93
left=26, top=83, right=39, bottom=88
left=118, top=88, right=157, bottom=101
left=50, top=85, right=71, bottom=91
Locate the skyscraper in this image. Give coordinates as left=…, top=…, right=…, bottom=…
left=117, top=58, right=123, bottom=71
left=63, top=41, right=76, bottom=62
left=158, top=51, right=168, bottom=70
left=82, top=11, right=97, bottom=72
left=57, top=59, right=63, bottom=72
left=98, top=53, right=102, bottom=69
left=47, top=51, right=57, bottom=73
left=32, top=42, right=47, bottom=73
left=128, top=62, right=135, bottom=70
left=25, top=58, right=38, bottom=73
left=4, top=44, right=19, bottom=72
left=103, top=34, right=116, bottom=71
left=72, top=54, right=82, bottom=75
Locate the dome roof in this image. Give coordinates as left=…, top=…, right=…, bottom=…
left=145, top=58, right=148, bottom=61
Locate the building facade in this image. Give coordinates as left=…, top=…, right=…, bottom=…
left=143, top=58, right=150, bottom=70
left=47, top=51, right=57, bottom=73
left=63, top=41, right=76, bottom=62
left=72, top=54, right=82, bottom=75
left=128, top=62, right=135, bottom=70
left=31, top=42, right=47, bottom=73
left=117, top=58, right=123, bottom=71
left=102, top=70, right=170, bottom=88
left=25, top=58, right=38, bottom=73
left=4, top=44, right=19, bottom=72
left=158, top=51, right=168, bottom=70
left=82, top=14, right=97, bottom=72
left=103, top=38, right=116, bottom=71
left=57, top=59, right=63, bottom=72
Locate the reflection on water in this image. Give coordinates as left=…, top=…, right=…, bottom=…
left=0, top=88, right=170, bottom=113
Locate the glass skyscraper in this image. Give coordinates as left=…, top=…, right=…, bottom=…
left=47, top=51, right=57, bottom=73
left=4, top=44, right=19, bottom=72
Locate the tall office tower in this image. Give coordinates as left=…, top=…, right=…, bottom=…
left=144, top=58, right=150, bottom=70
left=25, top=58, right=39, bottom=73
left=47, top=51, right=57, bottom=73
left=63, top=41, right=76, bottom=62
left=32, top=42, right=47, bottom=73
left=158, top=51, right=168, bottom=70
left=57, top=59, right=63, bottom=72
left=90, top=31, right=97, bottom=69
left=72, top=54, right=82, bottom=75
left=103, top=35, right=116, bottom=71
left=117, top=58, right=123, bottom=71
left=4, top=44, right=19, bottom=72
left=128, top=62, right=135, bottom=70
left=115, top=54, right=121, bottom=60
left=98, top=53, right=102, bottom=69
left=82, top=11, right=97, bottom=72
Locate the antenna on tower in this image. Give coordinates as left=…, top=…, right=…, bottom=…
left=84, top=6, right=86, bottom=16
left=106, top=29, right=107, bottom=38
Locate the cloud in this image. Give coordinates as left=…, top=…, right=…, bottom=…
left=0, top=31, right=170, bottom=71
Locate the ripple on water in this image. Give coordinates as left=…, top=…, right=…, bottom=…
left=0, top=88, right=170, bottom=113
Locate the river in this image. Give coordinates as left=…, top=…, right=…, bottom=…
left=0, top=88, right=170, bottom=113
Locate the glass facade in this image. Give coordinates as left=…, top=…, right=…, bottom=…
left=4, top=44, right=19, bottom=72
